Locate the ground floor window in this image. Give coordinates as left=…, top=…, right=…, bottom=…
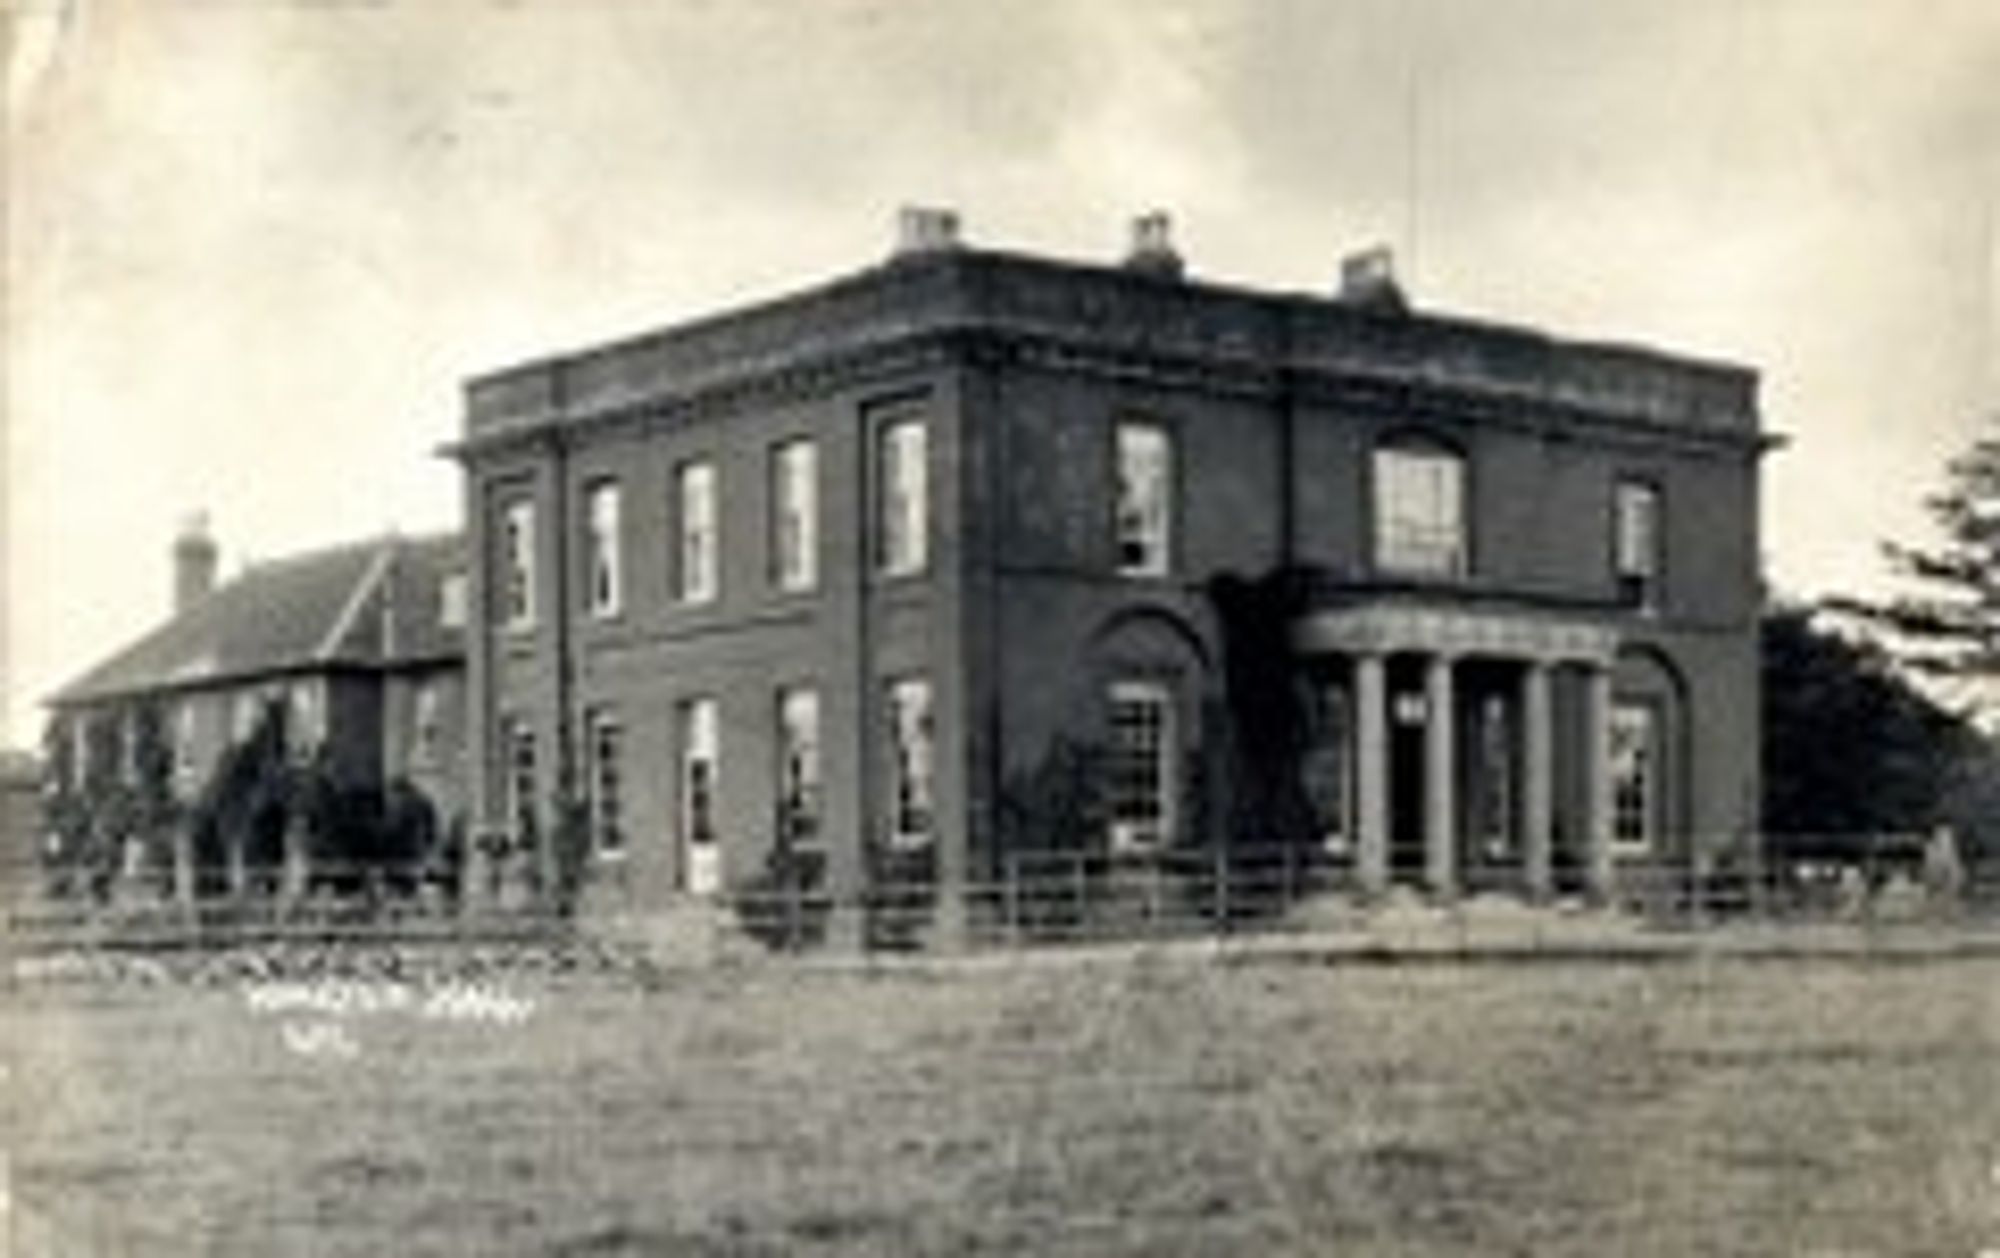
left=1107, top=680, right=1175, bottom=852
left=777, top=686, right=822, bottom=851
left=1609, top=702, right=1657, bottom=850
left=503, top=717, right=537, bottom=847
left=585, top=708, right=624, bottom=858
left=680, top=698, right=720, bottom=892
left=885, top=677, right=934, bottom=848
left=171, top=703, right=199, bottom=798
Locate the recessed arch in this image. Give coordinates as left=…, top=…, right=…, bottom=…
left=1084, top=603, right=1215, bottom=679
left=1611, top=643, right=1692, bottom=852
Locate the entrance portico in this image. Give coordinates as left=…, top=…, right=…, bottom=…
left=1292, top=604, right=1620, bottom=902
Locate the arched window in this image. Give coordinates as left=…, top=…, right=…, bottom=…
left=1372, top=437, right=1467, bottom=578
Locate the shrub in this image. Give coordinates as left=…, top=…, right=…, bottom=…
left=734, top=841, right=831, bottom=951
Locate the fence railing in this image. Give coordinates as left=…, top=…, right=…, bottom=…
left=11, top=841, right=1999, bottom=960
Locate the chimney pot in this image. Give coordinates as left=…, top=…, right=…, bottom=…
left=1124, top=210, right=1184, bottom=279
left=173, top=511, right=218, bottom=612
left=893, top=205, right=962, bottom=257
left=1338, top=246, right=1408, bottom=312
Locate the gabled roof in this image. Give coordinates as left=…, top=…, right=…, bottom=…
left=51, top=533, right=463, bottom=707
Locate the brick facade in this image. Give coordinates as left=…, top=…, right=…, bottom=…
left=456, top=238, right=1768, bottom=927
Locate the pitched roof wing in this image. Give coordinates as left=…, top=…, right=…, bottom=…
left=50, top=533, right=464, bottom=706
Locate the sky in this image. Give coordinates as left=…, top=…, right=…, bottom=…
left=6, top=0, right=1997, bottom=747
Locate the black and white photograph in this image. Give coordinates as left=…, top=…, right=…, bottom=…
left=4, top=1, right=1997, bottom=1253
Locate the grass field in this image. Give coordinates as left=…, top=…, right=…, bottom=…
left=8, top=951, right=1998, bottom=1256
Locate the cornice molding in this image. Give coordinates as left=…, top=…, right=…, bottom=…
left=452, top=323, right=1763, bottom=465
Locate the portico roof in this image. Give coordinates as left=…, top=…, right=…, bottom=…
left=1290, top=600, right=1618, bottom=665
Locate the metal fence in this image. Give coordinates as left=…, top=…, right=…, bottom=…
left=11, top=836, right=1999, bottom=963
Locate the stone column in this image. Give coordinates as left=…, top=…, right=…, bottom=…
left=172, top=825, right=197, bottom=908
left=281, top=814, right=311, bottom=908
left=1424, top=654, right=1457, bottom=899
left=1583, top=664, right=1615, bottom=901
left=1353, top=652, right=1389, bottom=898
left=1520, top=660, right=1554, bottom=900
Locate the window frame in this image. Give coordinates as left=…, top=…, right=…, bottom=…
left=286, top=681, right=321, bottom=761
left=1609, top=700, right=1659, bottom=852
left=1106, top=678, right=1177, bottom=854
left=1613, top=478, right=1664, bottom=611
left=776, top=685, right=823, bottom=851
left=499, top=497, right=538, bottom=631
left=502, top=716, right=538, bottom=847
left=582, top=478, right=624, bottom=620
left=883, top=675, right=935, bottom=848
left=673, top=458, right=719, bottom=606
left=1371, top=437, right=1469, bottom=579
left=585, top=706, right=625, bottom=859
left=413, top=681, right=442, bottom=764
left=678, top=696, right=720, bottom=868
left=1114, top=420, right=1174, bottom=578
left=770, top=438, right=820, bottom=593
left=438, top=572, right=469, bottom=630
left=171, top=702, right=199, bottom=796
left=877, top=414, right=929, bottom=578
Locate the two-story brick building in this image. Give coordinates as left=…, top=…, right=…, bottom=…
left=454, top=212, right=1769, bottom=933
left=45, top=522, right=468, bottom=897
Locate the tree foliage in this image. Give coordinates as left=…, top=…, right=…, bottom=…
left=1761, top=605, right=1975, bottom=837
left=1828, top=428, right=2000, bottom=700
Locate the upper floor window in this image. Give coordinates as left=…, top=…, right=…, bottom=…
left=878, top=416, right=928, bottom=577
left=1373, top=440, right=1466, bottom=578
left=776, top=686, right=822, bottom=849
left=675, top=460, right=718, bottom=605
left=500, top=498, right=537, bottom=629
left=584, top=480, right=623, bottom=618
left=1115, top=422, right=1173, bottom=576
left=771, top=439, right=819, bottom=592
left=884, top=676, right=934, bottom=847
left=1614, top=480, right=1662, bottom=609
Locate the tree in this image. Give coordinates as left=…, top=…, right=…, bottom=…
left=1828, top=428, right=2000, bottom=711
left=1762, top=605, right=1974, bottom=838
left=39, top=715, right=92, bottom=898
left=126, top=702, right=180, bottom=896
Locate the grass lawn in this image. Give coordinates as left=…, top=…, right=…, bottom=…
left=7, top=951, right=1997, bottom=1256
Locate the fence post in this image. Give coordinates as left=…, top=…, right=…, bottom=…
left=1073, top=856, right=1088, bottom=942
left=1214, top=845, right=1229, bottom=938
left=1005, top=852, right=1020, bottom=943
left=786, top=875, right=802, bottom=952
left=1688, top=846, right=1705, bottom=932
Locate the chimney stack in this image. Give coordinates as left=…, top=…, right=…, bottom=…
left=1337, top=245, right=1408, bottom=313
left=892, top=205, right=962, bottom=258
left=1123, top=211, right=1184, bottom=279
left=173, top=512, right=217, bottom=613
